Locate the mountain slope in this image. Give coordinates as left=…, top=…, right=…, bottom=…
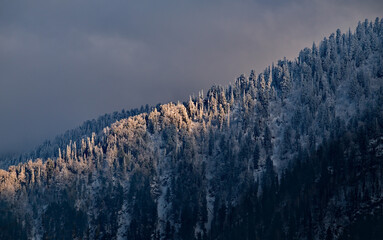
left=0, top=18, right=383, bottom=240
left=0, top=105, right=152, bottom=169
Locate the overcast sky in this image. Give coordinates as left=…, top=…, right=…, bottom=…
left=0, top=0, right=382, bottom=155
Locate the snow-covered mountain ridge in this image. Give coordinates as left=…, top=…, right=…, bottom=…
left=0, top=18, right=383, bottom=239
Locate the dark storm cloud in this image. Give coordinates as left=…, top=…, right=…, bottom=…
left=0, top=0, right=382, bottom=154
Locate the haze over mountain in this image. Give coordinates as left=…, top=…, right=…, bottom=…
left=0, top=18, right=383, bottom=240
left=1, top=0, right=383, bottom=155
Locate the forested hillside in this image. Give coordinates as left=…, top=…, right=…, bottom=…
left=0, top=105, right=152, bottom=169
left=0, top=18, right=383, bottom=239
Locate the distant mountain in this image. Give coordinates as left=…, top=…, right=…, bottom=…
left=0, top=105, right=153, bottom=169
left=0, top=18, right=383, bottom=240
